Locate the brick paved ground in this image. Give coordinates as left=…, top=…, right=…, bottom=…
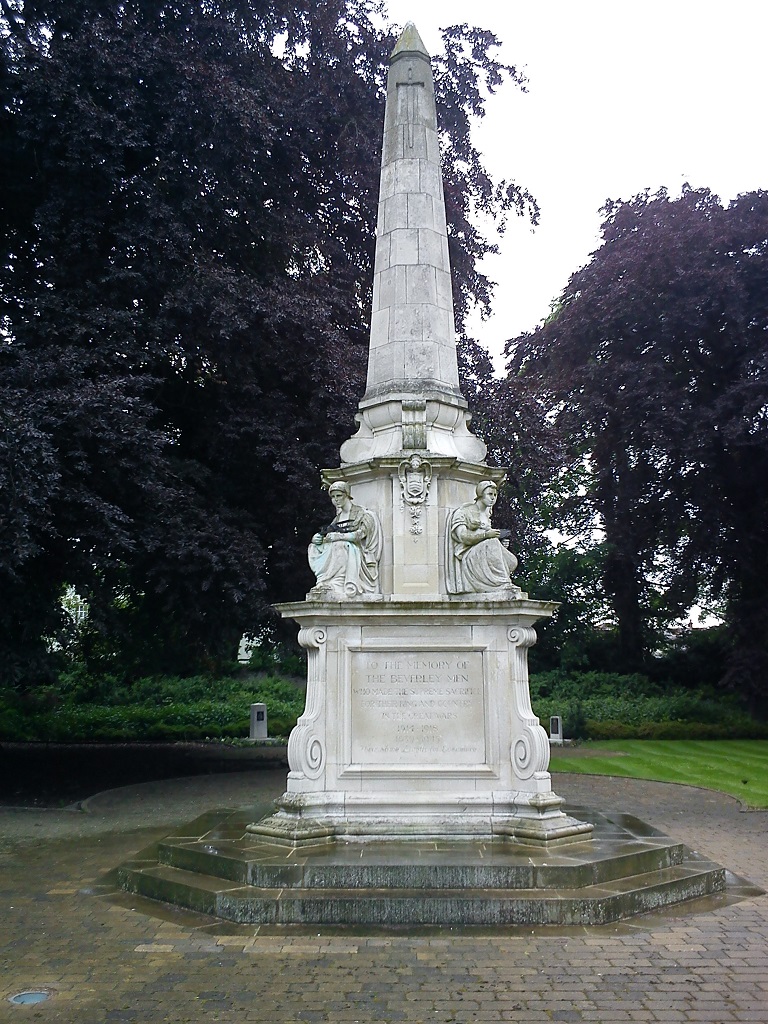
left=1, top=768, right=766, bottom=1023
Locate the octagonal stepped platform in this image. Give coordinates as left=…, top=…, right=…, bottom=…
left=117, top=805, right=727, bottom=927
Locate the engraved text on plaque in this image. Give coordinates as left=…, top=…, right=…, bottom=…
left=350, top=650, right=486, bottom=765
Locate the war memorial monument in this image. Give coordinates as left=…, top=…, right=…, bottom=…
left=118, top=24, right=728, bottom=925
left=247, top=22, right=590, bottom=848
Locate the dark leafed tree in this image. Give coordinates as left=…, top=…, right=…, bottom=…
left=508, top=187, right=768, bottom=710
left=0, top=0, right=534, bottom=684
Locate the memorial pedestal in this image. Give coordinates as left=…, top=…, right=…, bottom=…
left=247, top=598, right=592, bottom=846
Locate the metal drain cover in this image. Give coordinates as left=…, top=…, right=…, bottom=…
left=9, top=991, right=50, bottom=1005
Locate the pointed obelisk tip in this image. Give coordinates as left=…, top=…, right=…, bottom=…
left=391, top=21, right=430, bottom=60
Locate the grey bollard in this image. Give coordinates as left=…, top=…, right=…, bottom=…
left=549, top=715, right=563, bottom=745
left=250, top=702, right=268, bottom=740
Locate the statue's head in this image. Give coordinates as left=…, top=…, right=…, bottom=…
left=328, top=481, right=351, bottom=506
left=475, top=480, right=497, bottom=500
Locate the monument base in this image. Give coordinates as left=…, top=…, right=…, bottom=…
left=259, top=596, right=593, bottom=846
left=116, top=805, right=732, bottom=928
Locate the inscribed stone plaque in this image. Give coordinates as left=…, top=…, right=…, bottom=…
left=350, top=650, right=486, bottom=765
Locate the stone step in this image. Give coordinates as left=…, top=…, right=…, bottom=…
left=119, top=857, right=726, bottom=927
left=116, top=806, right=731, bottom=927
left=155, top=834, right=687, bottom=891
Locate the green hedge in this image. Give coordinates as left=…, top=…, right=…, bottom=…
left=3, top=666, right=761, bottom=744
left=0, top=672, right=305, bottom=742
left=585, top=719, right=768, bottom=740
left=0, top=702, right=299, bottom=743
left=530, top=670, right=758, bottom=740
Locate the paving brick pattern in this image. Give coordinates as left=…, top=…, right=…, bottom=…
left=2, top=769, right=766, bottom=1023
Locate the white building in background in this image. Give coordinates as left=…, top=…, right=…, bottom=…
left=62, top=586, right=88, bottom=626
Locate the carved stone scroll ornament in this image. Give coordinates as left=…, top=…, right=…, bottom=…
left=511, top=724, right=551, bottom=780
left=307, top=481, right=383, bottom=599
left=445, top=480, right=519, bottom=594
left=507, top=625, right=550, bottom=780
left=287, top=626, right=327, bottom=780
left=398, top=455, right=432, bottom=535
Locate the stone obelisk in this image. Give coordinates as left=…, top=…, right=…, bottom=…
left=249, top=24, right=592, bottom=846
left=341, top=23, right=485, bottom=471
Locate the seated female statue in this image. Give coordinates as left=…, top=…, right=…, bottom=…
left=308, top=481, right=383, bottom=599
left=445, top=480, right=518, bottom=595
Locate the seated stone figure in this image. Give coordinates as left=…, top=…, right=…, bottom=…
left=308, top=481, right=383, bottom=599
left=445, top=480, right=519, bottom=595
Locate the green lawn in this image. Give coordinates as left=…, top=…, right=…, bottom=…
left=550, top=739, right=768, bottom=809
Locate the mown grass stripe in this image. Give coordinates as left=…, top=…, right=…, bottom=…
left=551, top=739, right=768, bottom=808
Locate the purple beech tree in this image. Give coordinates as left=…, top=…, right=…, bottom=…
left=0, top=0, right=534, bottom=683
left=508, top=187, right=768, bottom=711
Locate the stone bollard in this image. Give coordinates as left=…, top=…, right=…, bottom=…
left=549, top=715, right=563, bottom=745
left=250, top=703, right=268, bottom=740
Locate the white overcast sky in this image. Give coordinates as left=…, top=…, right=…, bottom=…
left=382, top=0, right=767, bottom=368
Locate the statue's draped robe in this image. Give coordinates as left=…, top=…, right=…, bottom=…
left=308, top=504, right=383, bottom=597
left=445, top=503, right=518, bottom=594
